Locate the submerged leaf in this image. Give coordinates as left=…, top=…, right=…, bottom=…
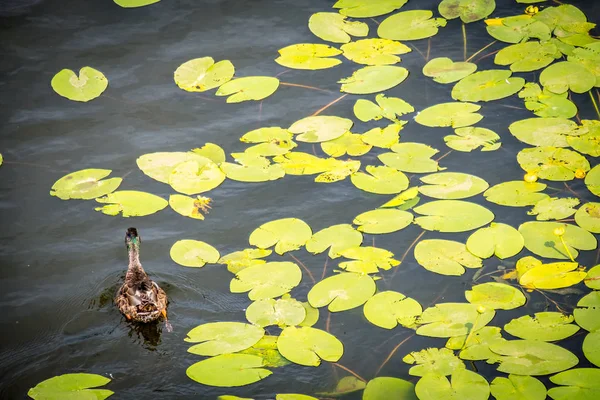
left=50, top=169, right=121, bottom=200
left=308, top=12, right=368, bottom=44
left=170, top=239, right=220, bottom=268
left=94, top=191, right=167, bottom=217
left=339, top=65, right=408, bottom=94
left=415, top=369, right=490, bottom=400
left=415, top=239, right=482, bottom=276
left=185, top=322, right=264, bottom=356
left=353, top=209, right=413, bottom=234
left=415, top=102, right=482, bottom=128
left=519, top=221, right=597, bottom=260
left=452, top=70, right=525, bottom=102
left=438, top=0, right=495, bottom=23
left=416, top=303, right=495, bottom=338
left=414, top=200, right=495, bottom=233
left=378, top=10, right=447, bottom=41
left=341, top=38, right=411, bottom=65
left=186, top=354, right=271, bottom=387
left=504, top=312, right=579, bottom=341
left=275, top=44, right=342, bottom=70
left=484, top=181, right=549, bottom=207
left=403, top=347, right=465, bottom=377
left=465, top=282, right=526, bottom=310
left=27, top=373, right=113, bottom=400
left=305, top=224, right=363, bottom=259
left=216, top=77, right=279, bottom=103
left=174, top=57, right=234, bottom=92
left=230, top=262, right=302, bottom=300
left=489, top=339, right=578, bottom=375
left=363, top=291, right=422, bottom=329
left=277, top=326, right=343, bottom=366
left=308, top=272, right=376, bottom=312
left=249, top=218, right=312, bottom=255
left=423, top=57, right=477, bottom=84
left=51, top=67, right=108, bottom=102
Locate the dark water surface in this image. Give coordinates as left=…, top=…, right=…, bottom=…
left=1, top=0, right=599, bottom=398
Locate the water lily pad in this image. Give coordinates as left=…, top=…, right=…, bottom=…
left=246, top=297, right=306, bottom=328
left=249, top=218, right=312, bottom=255
left=186, top=354, right=271, bottom=387
left=170, top=239, right=220, bottom=268
left=351, top=165, right=409, bottom=195
left=305, top=224, right=363, bottom=259
left=277, top=326, right=343, bottom=366
left=415, top=369, right=490, bottom=400
left=490, top=375, right=547, bottom=400
left=243, top=140, right=297, bottom=157
left=276, top=395, right=317, bottom=400
left=379, top=143, right=441, bottom=173
left=185, top=322, right=264, bottom=356
left=519, top=259, right=587, bottom=289
left=484, top=181, right=549, bottom=207
left=446, top=326, right=504, bottom=360
left=338, top=246, right=400, bottom=274
left=381, top=187, right=419, bottom=208
left=414, top=200, right=495, bottom=233
left=27, top=373, right=113, bottom=400
left=341, top=38, right=411, bottom=65
left=314, top=159, right=360, bottom=184
left=174, top=57, right=234, bottom=92
left=568, top=43, right=600, bottom=86
left=94, top=191, right=167, bottom=217
left=574, top=291, right=600, bottom=332
left=169, top=159, right=225, bottom=195
left=423, top=57, right=477, bottom=84
left=489, top=339, right=578, bottom=375
left=363, top=291, right=422, bottom=329
left=403, top=348, right=465, bottom=377
left=495, top=41, right=561, bottom=72
left=220, top=156, right=285, bottom=183
left=417, top=303, right=495, bottom=338
left=114, top=0, right=159, bottom=7
left=50, top=169, right=121, bottom=200
left=509, top=117, right=583, bottom=147
left=575, top=202, right=600, bottom=233
left=533, top=4, right=588, bottom=31
left=275, top=44, right=342, bottom=70
left=586, top=165, right=600, bottom=197
left=334, top=0, right=409, bottom=18
left=216, top=77, right=279, bottom=103
left=452, top=70, right=525, bottom=102
left=444, top=126, right=501, bottom=152
left=519, top=83, right=578, bottom=119
left=362, top=377, right=416, bottom=400
left=361, top=124, right=403, bottom=148
left=353, top=209, right=413, bottom=234
left=230, top=262, right=302, bottom=300
left=418, top=172, right=488, bottom=200
left=299, top=302, right=319, bottom=327
left=308, top=272, right=376, bottom=312
left=354, top=95, right=413, bottom=123
left=466, top=282, right=526, bottom=310
left=584, top=264, right=600, bottom=290
left=289, top=115, right=353, bottom=143
left=548, top=368, right=600, bottom=400
left=540, top=61, right=596, bottom=94
left=308, top=12, right=368, bottom=43
left=438, top=0, right=495, bottom=23
left=583, top=331, right=600, bottom=368
left=528, top=197, right=579, bottom=221
left=218, top=248, right=272, bottom=274
left=378, top=10, right=447, bottom=41
left=51, top=67, right=108, bottom=102
left=415, top=102, right=483, bottom=128
left=321, top=132, right=371, bottom=157
left=192, top=143, right=226, bottom=165
left=137, top=152, right=213, bottom=184
left=339, top=66, right=408, bottom=94
left=466, top=223, right=524, bottom=259
left=519, top=221, right=597, bottom=260
left=415, top=239, right=482, bottom=276
left=504, top=312, right=579, bottom=341
left=239, top=335, right=290, bottom=368
left=517, top=147, right=590, bottom=181
left=486, top=15, right=551, bottom=43
left=568, top=120, right=600, bottom=156
left=241, top=127, right=293, bottom=144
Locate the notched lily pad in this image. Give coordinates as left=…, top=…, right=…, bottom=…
left=28, top=373, right=113, bottom=400
left=445, top=127, right=501, bottom=152
left=465, top=282, right=526, bottom=310
left=170, top=239, right=220, bottom=268
left=275, top=44, right=342, bottom=70
left=308, top=272, right=376, bottom=312
left=94, top=191, right=167, bottom=217
left=378, top=10, right=447, bottom=41
left=415, top=239, right=482, bottom=276
left=423, top=57, right=477, bottom=84
left=174, top=57, right=234, bottom=92
left=519, top=221, right=596, bottom=260
left=230, top=262, right=302, bottom=300
left=363, top=291, right=422, bottom=329
left=504, top=312, right=579, bottom=341
left=466, top=223, right=524, bottom=259
left=339, top=66, right=409, bottom=94
left=415, top=102, right=482, bottom=128
left=277, top=326, right=343, bottom=367
left=308, top=12, right=368, bottom=43
left=51, top=67, right=108, bottom=102
left=333, top=0, right=409, bottom=18
left=249, top=218, right=312, bottom=255
left=452, top=70, right=525, bottom=102
left=305, top=224, right=363, bottom=259
left=186, top=354, right=271, bottom=387
left=416, top=302, right=495, bottom=338
left=185, top=322, right=264, bottom=356
left=216, top=77, right=279, bottom=103
left=438, top=0, right=496, bottom=23
left=403, top=347, right=465, bottom=377
left=341, top=38, right=411, bottom=66
left=415, top=369, right=490, bottom=400
left=413, top=200, right=495, bottom=233
left=50, top=169, right=121, bottom=200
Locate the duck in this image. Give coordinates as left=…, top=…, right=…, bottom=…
left=115, top=228, right=170, bottom=330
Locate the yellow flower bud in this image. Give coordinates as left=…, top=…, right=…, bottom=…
left=476, top=305, right=486, bottom=314
left=553, top=225, right=566, bottom=236
left=575, top=169, right=586, bottom=179
left=524, top=172, right=538, bottom=183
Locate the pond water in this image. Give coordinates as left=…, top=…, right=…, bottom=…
left=1, top=0, right=599, bottom=398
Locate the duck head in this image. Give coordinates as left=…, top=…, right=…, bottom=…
left=125, top=227, right=141, bottom=250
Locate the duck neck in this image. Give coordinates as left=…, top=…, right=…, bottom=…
left=127, top=243, right=142, bottom=271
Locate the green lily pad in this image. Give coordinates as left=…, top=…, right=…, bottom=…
left=185, top=322, right=264, bottom=356
left=574, top=291, right=600, bottom=332
left=438, top=0, right=495, bottom=23
left=354, top=95, right=413, bottom=123
left=314, top=159, right=360, bottom=184
left=243, top=140, right=297, bottom=157
left=489, top=339, right=578, bottom=375
left=504, top=312, right=579, bottom=341
left=576, top=202, right=600, bottom=233
left=465, top=282, right=526, bottom=310
left=415, top=239, right=482, bottom=276
left=136, top=151, right=214, bottom=184
left=308, top=272, right=376, bottom=312
left=276, top=395, right=317, bottom=400
left=509, top=117, right=583, bottom=147
left=495, top=41, right=561, bottom=72
left=528, top=197, right=579, bottom=221
left=452, top=70, right=525, bottom=102
left=239, top=335, right=290, bottom=368
left=169, top=159, right=225, bottom=195
left=305, top=224, right=363, bottom=259
left=230, top=262, right=302, bottom=300
left=50, top=169, right=122, bottom=200
left=277, top=326, right=343, bottom=366
left=446, top=326, right=504, bottom=360
left=403, top=348, right=465, bottom=377
left=519, top=83, right=578, bottom=119
left=246, top=297, right=306, bottom=328
left=27, top=373, right=113, bottom=400
left=114, top=0, right=159, bottom=7
left=532, top=4, right=587, bottom=31
left=363, top=291, right=422, bottom=329
left=548, top=368, right=600, bottom=400
left=583, top=331, right=600, bottom=367
left=486, top=15, right=551, bottom=44
left=341, top=38, right=411, bottom=65
left=351, top=165, right=409, bottom=195
left=289, top=115, right=353, bottom=143
left=174, top=57, right=234, bottom=92
left=379, top=143, right=441, bottom=173
left=584, top=264, right=600, bottom=290
left=381, top=187, right=420, bottom=208
left=338, top=246, right=400, bottom=274
left=466, top=223, right=524, bottom=259
left=299, top=302, right=319, bottom=327
left=94, top=191, right=167, bottom=217
left=423, top=57, right=477, bottom=84
left=186, top=354, right=271, bottom=387
left=218, top=248, right=272, bottom=274
left=378, top=10, right=447, bottom=41
left=415, top=369, right=490, bottom=400
left=519, top=221, right=597, bottom=260
left=353, top=209, right=413, bottom=234
left=240, top=127, right=293, bottom=144
left=191, top=143, right=226, bottom=165
left=249, top=218, right=312, bottom=255
left=339, top=65, right=409, bottom=94
left=444, top=126, right=501, bottom=152
left=361, top=124, right=403, bottom=148
left=321, top=132, right=371, bottom=157
left=568, top=120, right=600, bottom=156
left=333, top=0, right=409, bottom=18
left=415, top=102, right=483, bottom=128
left=586, top=165, right=600, bottom=197
left=490, top=375, right=547, bottom=400
left=51, top=67, right=108, bottom=102
left=216, top=76, right=279, bottom=103
left=540, top=61, right=596, bottom=94
left=170, top=239, right=220, bottom=268
left=484, top=181, right=549, bottom=207
left=221, top=155, right=285, bottom=183
left=275, top=44, right=342, bottom=70
left=416, top=303, right=495, bottom=338
left=418, top=172, right=488, bottom=200
left=308, top=12, right=368, bottom=44
left=519, top=260, right=587, bottom=289
left=517, top=147, right=590, bottom=181
left=568, top=43, right=600, bottom=86
left=414, top=200, right=495, bottom=233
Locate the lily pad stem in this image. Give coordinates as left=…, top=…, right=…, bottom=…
left=559, top=235, right=575, bottom=262
left=462, top=23, right=467, bottom=61
left=590, top=90, right=600, bottom=119
left=289, top=254, right=315, bottom=284
left=312, top=94, right=348, bottom=116
left=390, top=230, right=426, bottom=283
left=461, top=312, right=480, bottom=352
left=375, top=333, right=415, bottom=376
left=333, top=363, right=366, bottom=383
left=465, top=40, right=497, bottom=62
left=279, top=82, right=332, bottom=93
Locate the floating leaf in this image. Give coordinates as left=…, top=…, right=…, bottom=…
left=583, top=331, right=600, bottom=368
left=548, top=368, right=600, bottom=400
left=353, top=209, right=413, bottom=234
left=444, top=126, right=501, bottom=152
left=249, top=218, right=312, bottom=255
left=540, top=61, right=596, bottom=94
left=363, top=377, right=416, bottom=400
left=415, top=239, right=482, bottom=276
left=351, top=165, right=409, bottom=194
left=51, top=67, right=108, bottom=102
left=216, top=77, right=279, bottom=103
left=363, top=291, right=422, bottom=329
left=50, top=169, right=121, bottom=200
left=339, top=66, right=409, bottom=94
left=27, top=373, right=113, bottom=400
left=114, top=0, right=159, bottom=7
left=341, top=38, right=411, bottom=65
left=240, top=335, right=290, bottom=368
left=491, top=375, right=547, bottom=400
left=305, top=224, right=363, bottom=259
left=246, top=297, right=306, bottom=328
left=308, top=272, right=376, bottom=312
left=415, top=102, right=482, bottom=128
left=276, top=395, right=317, bottom=400
left=192, top=143, right=226, bottom=165
left=136, top=152, right=213, bottom=184
left=289, top=115, right=353, bottom=143
left=218, top=248, right=272, bottom=274
left=452, top=70, right=525, bottom=102
left=170, top=239, right=220, bottom=268
left=418, top=172, right=488, bottom=200
left=321, top=131, right=371, bottom=157
left=486, top=15, right=551, bottom=44
left=484, top=181, right=549, bottom=207
left=414, top=200, right=494, bottom=233
left=573, top=291, right=600, bottom=332
left=94, top=191, right=167, bottom=217
left=230, top=262, right=302, bottom=300
left=528, top=197, right=579, bottom=221
left=338, top=246, right=400, bottom=274
left=584, top=264, right=600, bottom=290
left=416, top=303, right=495, bottom=338
left=220, top=155, right=285, bottom=183
left=334, top=0, right=409, bottom=18
left=519, top=221, right=597, bottom=260
left=466, top=282, right=526, bottom=310
left=299, top=302, right=319, bottom=327
left=185, top=322, right=264, bottom=356
left=466, top=223, right=524, bottom=259
left=519, top=260, right=587, bottom=289
left=504, top=312, right=579, bottom=341
left=169, top=159, right=225, bottom=195
left=379, top=143, right=441, bottom=173
left=415, top=369, right=490, bottom=400
left=361, top=124, right=403, bottom=148
left=423, top=57, right=477, bottom=84
left=575, top=202, right=600, bottom=233
left=509, top=117, right=583, bottom=147
left=174, top=57, right=234, bottom=92
left=378, top=10, right=447, bottom=41
left=568, top=120, right=600, bottom=157
left=568, top=43, right=600, bottom=87
left=586, top=165, right=600, bottom=197
left=517, top=147, right=590, bottom=181
left=381, top=187, right=420, bottom=208
left=446, top=326, right=504, bottom=360
left=489, top=339, right=578, bottom=375
left=495, top=41, right=560, bottom=72
left=354, top=95, right=413, bottom=123
left=243, top=140, right=297, bottom=157
left=241, top=127, right=293, bottom=144
left=308, top=12, right=368, bottom=43
left=186, top=354, right=271, bottom=387
left=275, top=44, right=342, bottom=70
left=277, top=326, right=343, bottom=366
left=519, top=83, right=578, bottom=119
left=169, top=194, right=211, bottom=220
left=314, top=159, right=360, bottom=184
left=403, top=348, right=465, bottom=377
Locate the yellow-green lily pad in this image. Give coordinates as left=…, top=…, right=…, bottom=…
left=169, top=159, right=225, bottom=195
left=413, top=200, right=495, bottom=233
left=444, top=127, right=501, bottom=152
left=575, top=202, right=600, bottom=233
left=341, top=38, right=411, bottom=65
left=218, top=248, right=272, bottom=274
left=418, top=172, right=488, bottom=199
left=415, top=239, right=482, bottom=276
left=275, top=44, right=342, bottom=70
left=136, top=151, right=213, bottom=184
left=361, top=124, right=403, bottom=148
left=339, top=65, right=409, bottom=94
left=351, top=165, right=409, bottom=194
left=230, top=261, right=302, bottom=300
left=379, top=143, right=441, bottom=173
left=495, top=41, right=561, bottom=72
left=519, top=221, right=597, bottom=259
left=170, top=239, right=220, bottom=268
left=354, top=95, right=413, bottom=123
left=416, top=370, right=490, bottom=400
left=378, top=10, right=447, bottom=41
left=509, top=117, right=583, bottom=147
left=548, top=368, right=600, bottom=400
left=423, top=57, right=477, bottom=84
left=528, top=197, right=579, bottom=221
left=308, top=272, right=376, bottom=312
left=246, top=297, right=306, bottom=328
left=484, top=181, right=549, bottom=207
left=216, top=76, right=279, bottom=103
left=186, top=354, right=271, bottom=387
left=333, top=0, right=409, bottom=18
left=438, top=0, right=495, bottom=23
left=452, top=70, right=525, bottom=102
left=363, top=377, right=416, bottom=400
left=338, top=246, right=400, bottom=274
left=490, top=375, right=547, bottom=400
left=517, top=147, right=590, bottom=181
left=466, top=223, right=524, bottom=259
left=308, top=12, right=368, bottom=44
left=94, top=191, right=167, bottom=217
left=305, top=224, right=363, bottom=259
left=174, top=57, right=234, bottom=92
left=289, top=115, right=353, bottom=143
left=540, top=61, right=596, bottom=94
left=353, top=209, right=413, bottom=234
left=50, top=168, right=121, bottom=200
left=465, top=282, right=526, bottom=310
left=415, top=102, right=483, bottom=128
left=277, top=326, right=343, bottom=367
left=27, top=373, right=113, bottom=400
left=249, top=218, right=312, bottom=255
left=489, top=339, right=578, bottom=375
left=567, top=120, right=600, bottom=156
left=51, top=67, right=108, bottom=102
left=504, top=312, right=579, bottom=341
left=416, top=303, right=495, bottom=338
left=185, top=321, right=264, bottom=356
left=403, top=347, right=465, bottom=377
left=519, top=260, right=587, bottom=289
left=321, top=131, right=371, bottom=157
left=363, top=291, right=422, bottom=329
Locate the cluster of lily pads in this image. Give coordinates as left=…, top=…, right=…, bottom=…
left=28, top=0, right=600, bottom=398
